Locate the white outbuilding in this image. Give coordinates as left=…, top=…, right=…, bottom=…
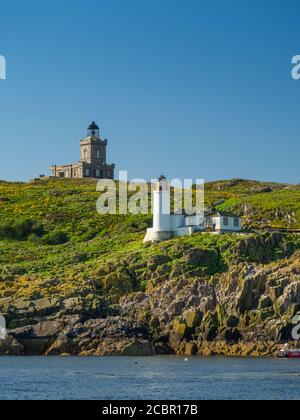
left=205, top=210, right=242, bottom=233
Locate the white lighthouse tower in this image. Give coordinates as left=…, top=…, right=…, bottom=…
left=144, top=176, right=175, bottom=243
left=153, top=175, right=171, bottom=233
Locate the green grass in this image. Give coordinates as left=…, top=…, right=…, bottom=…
left=0, top=178, right=299, bottom=303
left=204, top=179, right=300, bottom=229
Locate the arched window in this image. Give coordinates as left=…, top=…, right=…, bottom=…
left=84, top=149, right=88, bottom=159
left=96, top=149, right=100, bottom=159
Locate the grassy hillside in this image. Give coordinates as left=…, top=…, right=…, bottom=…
left=205, top=179, right=300, bottom=229
left=0, top=178, right=299, bottom=304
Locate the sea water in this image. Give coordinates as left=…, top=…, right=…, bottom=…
left=0, top=356, right=299, bottom=400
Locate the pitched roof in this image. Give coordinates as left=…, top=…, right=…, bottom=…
left=206, top=210, right=241, bottom=218
left=170, top=210, right=241, bottom=218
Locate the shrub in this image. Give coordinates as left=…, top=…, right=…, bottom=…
left=42, top=230, right=69, bottom=245
left=0, top=219, right=44, bottom=240
left=80, top=229, right=98, bottom=242
left=28, top=233, right=42, bottom=244
left=118, top=214, right=152, bottom=233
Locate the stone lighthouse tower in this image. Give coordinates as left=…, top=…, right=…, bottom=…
left=51, top=122, right=115, bottom=179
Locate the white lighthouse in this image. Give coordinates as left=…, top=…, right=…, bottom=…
left=143, top=175, right=242, bottom=243
left=153, top=176, right=171, bottom=232
left=144, top=176, right=174, bottom=242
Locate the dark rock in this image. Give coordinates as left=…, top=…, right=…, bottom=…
left=269, top=286, right=282, bottom=302
left=183, top=309, right=203, bottom=330
left=224, top=328, right=242, bottom=344
left=205, top=326, right=218, bottom=342
left=226, top=315, right=239, bottom=328
left=147, top=255, right=170, bottom=270
left=276, top=324, right=294, bottom=341
left=154, top=341, right=173, bottom=354
left=258, top=295, right=273, bottom=310
left=183, top=248, right=213, bottom=267
left=0, top=335, right=24, bottom=355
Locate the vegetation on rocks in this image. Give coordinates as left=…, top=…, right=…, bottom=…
left=0, top=178, right=299, bottom=356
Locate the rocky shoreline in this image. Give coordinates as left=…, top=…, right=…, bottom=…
left=1, top=248, right=299, bottom=357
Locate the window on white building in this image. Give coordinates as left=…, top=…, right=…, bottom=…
left=234, top=218, right=239, bottom=227
left=223, top=217, right=229, bottom=226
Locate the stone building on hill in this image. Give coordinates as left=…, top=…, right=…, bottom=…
left=51, top=122, right=115, bottom=179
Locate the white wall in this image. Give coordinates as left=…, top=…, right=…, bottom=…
left=176, top=226, right=195, bottom=237
left=171, top=214, right=185, bottom=230
left=212, top=216, right=222, bottom=231
left=220, top=216, right=241, bottom=231
left=153, top=190, right=171, bottom=232
left=185, top=215, right=204, bottom=227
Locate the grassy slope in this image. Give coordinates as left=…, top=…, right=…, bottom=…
left=205, top=179, right=300, bottom=229
left=0, top=178, right=299, bottom=302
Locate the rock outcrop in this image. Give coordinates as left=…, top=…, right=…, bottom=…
left=0, top=251, right=300, bottom=357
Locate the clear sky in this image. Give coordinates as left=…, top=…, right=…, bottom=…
left=0, top=0, right=299, bottom=183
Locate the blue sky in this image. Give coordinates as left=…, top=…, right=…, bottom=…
left=0, top=0, right=299, bottom=183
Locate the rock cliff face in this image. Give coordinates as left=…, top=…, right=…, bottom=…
left=1, top=249, right=299, bottom=357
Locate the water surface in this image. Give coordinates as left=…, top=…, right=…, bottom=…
left=0, top=356, right=299, bottom=400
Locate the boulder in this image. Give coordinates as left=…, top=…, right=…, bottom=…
left=226, top=315, right=239, bottom=328
left=169, top=300, right=185, bottom=317
left=118, top=339, right=155, bottom=356
left=269, top=286, right=282, bottom=302
left=258, top=307, right=274, bottom=321
left=184, top=341, right=197, bottom=355
left=14, top=299, right=34, bottom=312
left=10, top=319, right=66, bottom=355
left=258, top=295, right=273, bottom=310
left=223, top=328, right=242, bottom=344
left=0, top=335, right=24, bottom=355
left=173, top=319, right=187, bottom=338
left=183, top=248, right=213, bottom=267
left=277, top=282, right=300, bottom=313
left=7, top=318, right=38, bottom=329
left=46, top=337, right=77, bottom=356
left=147, top=255, right=170, bottom=270
left=204, top=326, right=218, bottom=342
left=154, top=341, right=173, bottom=354
left=183, top=309, right=203, bottom=330
left=63, top=297, right=83, bottom=313
left=0, top=289, right=16, bottom=298
left=236, top=272, right=267, bottom=313
left=32, top=297, right=61, bottom=316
